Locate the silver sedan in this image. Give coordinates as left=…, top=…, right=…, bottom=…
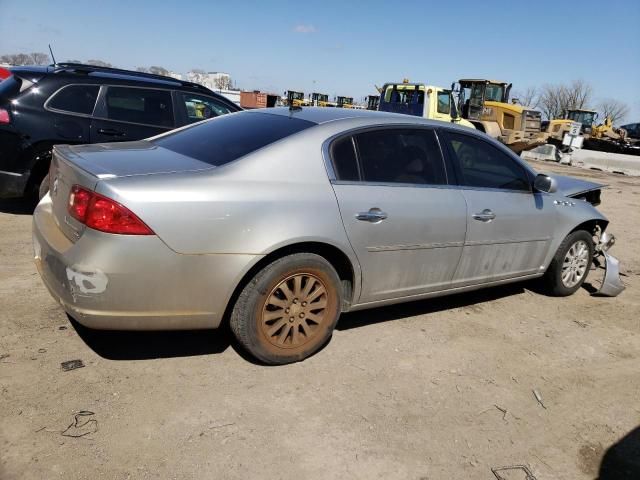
left=33, top=108, right=624, bottom=364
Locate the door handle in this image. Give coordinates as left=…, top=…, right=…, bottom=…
left=472, top=209, right=496, bottom=222
left=97, top=128, right=126, bottom=137
left=355, top=208, right=388, bottom=223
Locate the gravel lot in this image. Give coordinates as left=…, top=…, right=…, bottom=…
left=1, top=160, right=638, bottom=480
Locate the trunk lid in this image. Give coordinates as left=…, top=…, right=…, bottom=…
left=60, top=141, right=215, bottom=178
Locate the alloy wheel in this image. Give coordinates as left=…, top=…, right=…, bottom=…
left=561, top=240, right=590, bottom=288
left=260, top=273, right=328, bottom=349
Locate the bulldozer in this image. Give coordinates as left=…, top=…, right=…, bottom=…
left=544, top=108, right=598, bottom=142
left=545, top=109, right=635, bottom=154
left=378, top=81, right=475, bottom=129
left=454, top=79, right=548, bottom=153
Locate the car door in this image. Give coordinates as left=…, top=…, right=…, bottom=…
left=329, top=127, right=467, bottom=303
left=44, top=84, right=100, bottom=143
left=440, top=130, right=555, bottom=286
left=91, top=86, right=175, bottom=143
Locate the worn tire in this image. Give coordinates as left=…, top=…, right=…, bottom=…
left=38, top=173, right=50, bottom=200
left=230, top=253, right=342, bottom=365
left=542, top=230, right=594, bottom=296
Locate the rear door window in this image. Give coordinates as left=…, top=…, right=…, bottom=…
left=105, top=86, right=174, bottom=127
left=47, top=85, right=100, bottom=115
left=152, top=112, right=314, bottom=166
left=181, top=93, right=234, bottom=124
left=330, top=136, right=359, bottom=181
left=353, top=128, right=446, bottom=185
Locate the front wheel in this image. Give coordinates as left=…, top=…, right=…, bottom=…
left=230, top=253, right=342, bottom=365
left=542, top=230, right=594, bottom=296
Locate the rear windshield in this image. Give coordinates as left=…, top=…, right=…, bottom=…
left=152, top=112, right=315, bottom=166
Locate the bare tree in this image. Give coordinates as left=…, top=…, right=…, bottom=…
left=187, top=69, right=207, bottom=85
left=512, top=86, right=539, bottom=108
left=214, top=75, right=232, bottom=90
left=65, top=59, right=82, bottom=63
left=538, top=80, right=594, bottom=120
left=564, top=79, right=592, bottom=110
left=597, top=98, right=629, bottom=124
left=136, top=66, right=149, bottom=72
left=29, top=52, right=50, bottom=65
left=86, top=59, right=112, bottom=67
left=148, top=66, right=169, bottom=76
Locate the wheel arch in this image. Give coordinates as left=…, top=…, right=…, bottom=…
left=220, top=241, right=360, bottom=328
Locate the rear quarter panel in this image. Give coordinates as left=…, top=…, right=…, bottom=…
left=95, top=127, right=356, bottom=259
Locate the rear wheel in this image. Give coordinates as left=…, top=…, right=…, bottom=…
left=543, top=230, right=594, bottom=296
left=230, top=253, right=341, bottom=364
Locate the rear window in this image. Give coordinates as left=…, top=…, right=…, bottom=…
left=47, top=85, right=100, bottom=115
left=152, top=112, right=315, bottom=166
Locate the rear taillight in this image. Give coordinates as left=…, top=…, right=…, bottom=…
left=0, top=108, right=10, bottom=124
left=68, top=185, right=154, bottom=235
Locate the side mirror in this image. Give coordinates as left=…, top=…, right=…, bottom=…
left=534, top=173, right=557, bottom=193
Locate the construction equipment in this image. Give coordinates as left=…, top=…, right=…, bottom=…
left=336, top=96, right=355, bottom=108
left=545, top=109, right=638, bottom=155
left=366, top=95, right=379, bottom=111
left=283, top=90, right=306, bottom=107
left=454, top=79, right=547, bottom=153
left=544, top=109, right=598, bottom=142
left=378, top=81, right=475, bottom=129
left=309, top=92, right=333, bottom=107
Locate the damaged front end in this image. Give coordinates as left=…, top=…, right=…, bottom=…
left=591, top=227, right=625, bottom=297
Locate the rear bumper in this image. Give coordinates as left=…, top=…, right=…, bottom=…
left=0, top=170, right=27, bottom=198
left=33, top=195, right=260, bottom=330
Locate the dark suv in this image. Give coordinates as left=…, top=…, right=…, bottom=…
left=0, top=63, right=241, bottom=199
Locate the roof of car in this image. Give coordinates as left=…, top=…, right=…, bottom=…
left=253, top=106, right=417, bottom=124
left=9, top=63, right=215, bottom=93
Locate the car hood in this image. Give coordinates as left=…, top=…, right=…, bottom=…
left=550, top=174, right=604, bottom=198
left=60, top=141, right=215, bottom=178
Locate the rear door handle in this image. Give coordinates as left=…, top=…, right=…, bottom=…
left=97, top=128, right=126, bottom=137
left=472, top=209, right=496, bottom=222
left=355, top=208, right=388, bottom=223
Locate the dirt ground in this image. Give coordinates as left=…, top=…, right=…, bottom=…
left=1, top=160, right=639, bottom=480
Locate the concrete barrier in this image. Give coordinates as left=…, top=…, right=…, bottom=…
left=567, top=149, right=640, bottom=176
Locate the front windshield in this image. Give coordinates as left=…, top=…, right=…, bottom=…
left=568, top=110, right=596, bottom=127
left=485, top=84, right=505, bottom=102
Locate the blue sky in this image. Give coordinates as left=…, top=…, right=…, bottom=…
left=1, top=0, right=639, bottom=120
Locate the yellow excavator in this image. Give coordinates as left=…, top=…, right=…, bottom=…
left=454, top=79, right=548, bottom=153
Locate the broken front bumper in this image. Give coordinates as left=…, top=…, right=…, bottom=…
left=591, top=231, right=625, bottom=297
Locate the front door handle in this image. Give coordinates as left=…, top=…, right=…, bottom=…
left=97, top=128, right=126, bottom=137
left=355, top=208, right=388, bottom=223
left=472, top=209, right=496, bottom=222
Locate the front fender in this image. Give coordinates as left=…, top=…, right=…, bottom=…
left=542, top=196, right=609, bottom=269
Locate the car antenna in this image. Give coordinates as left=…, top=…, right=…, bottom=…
left=48, top=44, right=57, bottom=67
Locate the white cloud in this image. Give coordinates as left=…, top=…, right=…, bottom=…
left=293, top=24, right=317, bottom=33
